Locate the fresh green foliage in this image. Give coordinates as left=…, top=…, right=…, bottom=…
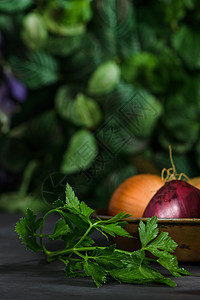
left=0, top=0, right=33, bottom=13
left=87, top=61, right=121, bottom=95
left=49, top=218, right=70, bottom=241
left=15, top=183, right=191, bottom=288
left=43, top=0, right=92, bottom=36
left=15, top=209, right=43, bottom=252
left=55, top=87, right=102, bottom=128
left=1, top=0, right=200, bottom=213
left=138, top=216, right=159, bottom=248
left=10, top=52, right=59, bottom=89
left=173, top=26, right=200, bottom=69
left=61, top=129, right=98, bottom=174
left=21, top=13, right=48, bottom=51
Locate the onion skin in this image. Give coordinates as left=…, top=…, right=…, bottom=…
left=143, top=180, right=200, bottom=218
left=108, top=174, right=163, bottom=217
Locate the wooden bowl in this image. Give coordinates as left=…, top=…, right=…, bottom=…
left=94, top=210, right=200, bottom=262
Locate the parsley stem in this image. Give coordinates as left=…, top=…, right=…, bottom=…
left=34, top=234, right=50, bottom=238
left=74, top=251, right=86, bottom=259
left=39, top=208, right=61, bottom=255
left=73, top=222, right=93, bottom=249
left=47, top=246, right=106, bottom=259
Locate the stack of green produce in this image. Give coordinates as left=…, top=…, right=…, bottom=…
left=0, top=0, right=199, bottom=212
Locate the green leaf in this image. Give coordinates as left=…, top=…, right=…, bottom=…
left=62, top=227, right=89, bottom=249
left=52, top=199, right=65, bottom=208
left=49, top=218, right=70, bottom=241
left=121, top=52, right=158, bottom=83
left=115, top=0, right=136, bottom=57
left=65, top=183, right=80, bottom=212
left=74, top=93, right=102, bottom=128
left=10, top=51, right=58, bottom=89
left=102, top=212, right=132, bottom=223
left=146, top=231, right=178, bottom=253
left=87, top=61, right=121, bottom=95
left=91, top=0, right=136, bottom=57
left=55, top=85, right=77, bottom=121
left=79, top=201, right=94, bottom=219
left=108, top=252, right=177, bottom=286
left=98, top=223, right=133, bottom=238
left=91, top=0, right=117, bottom=57
left=138, top=216, right=159, bottom=248
left=139, top=218, right=191, bottom=278
left=61, top=129, right=98, bottom=174
left=15, top=209, right=43, bottom=252
left=157, top=252, right=192, bottom=277
left=44, top=0, right=92, bottom=36
left=64, top=188, right=94, bottom=225
left=0, top=0, right=33, bottom=12
left=95, top=254, right=124, bottom=270
left=91, top=245, right=124, bottom=270
left=109, top=264, right=176, bottom=287
left=62, top=212, right=89, bottom=231
left=65, top=259, right=86, bottom=278
left=173, top=26, right=200, bottom=69
left=84, top=261, right=107, bottom=288
left=21, top=12, right=48, bottom=51
left=55, top=89, right=102, bottom=128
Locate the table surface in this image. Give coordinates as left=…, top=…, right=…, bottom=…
left=1, top=213, right=200, bottom=300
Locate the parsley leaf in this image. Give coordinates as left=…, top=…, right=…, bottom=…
left=91, top=245, right=124, bottom=270
left=65, top=259, right=87, bottom=278
left=79, top=201, right=94, bottom=219
left=97, top=223, right=133, bottom=238
left=65, top=183, right=80, bottom=213
left=109, top=264, right=177, bottom=287
left=15, top=209, right=43, bottom=252
left=138, top=217, right=192, bottom=278
left=147, top=231, right=178, bottom=253
left=64, top=183, right=94, bottom=222
left=103, top=212, right=132, bottom=223
left=52, top=199, right=65, bottom=208
left=84, top=261, right=107, bottom=288
left=157, top=252, right=192, bottom=277
left=49, top=218, right=70, bottom=241
left=138, top=216, right=159, bottom=248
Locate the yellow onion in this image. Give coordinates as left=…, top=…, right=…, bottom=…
left=108, top=174, right=163, bottom=217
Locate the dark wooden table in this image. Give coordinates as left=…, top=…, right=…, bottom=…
left=1, top=213, right=200, bottom=300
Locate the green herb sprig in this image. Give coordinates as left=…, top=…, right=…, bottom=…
left=15, top=183, right=191, bottom=287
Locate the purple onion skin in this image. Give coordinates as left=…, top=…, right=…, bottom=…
left=143, top=180, right=200, bottom=218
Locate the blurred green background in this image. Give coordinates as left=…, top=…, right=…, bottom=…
left=0, top=0, right=200, bottom=213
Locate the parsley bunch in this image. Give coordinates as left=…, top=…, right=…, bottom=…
left=15, top=183, right=191, bottom=287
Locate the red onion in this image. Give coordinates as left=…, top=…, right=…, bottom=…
left=143, top=180, right=200, bottom=218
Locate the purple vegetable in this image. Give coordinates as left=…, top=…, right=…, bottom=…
left=143, top=180, right=200, bottom=218
left=5, top=73, right=27, bottom=102
left=0, top=69, right=27, bottom=117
